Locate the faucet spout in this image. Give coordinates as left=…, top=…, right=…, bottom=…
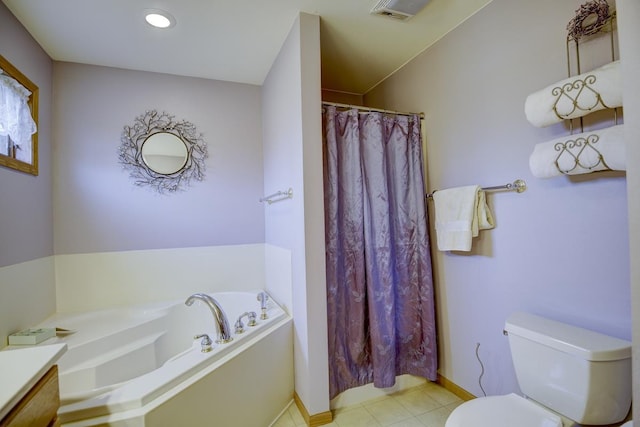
left=185, top=293, right=233, bottom=344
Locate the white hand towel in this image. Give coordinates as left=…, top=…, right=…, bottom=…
left=433, top=186, right=495, bottom=252
left=525, top=60, right=622, bottom=128
left=474, top=190, right=494, bottom=235
left=529, top=124, right=625, bottom=178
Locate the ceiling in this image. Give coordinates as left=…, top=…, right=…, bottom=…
left=2, top=0, right=491, bottom=95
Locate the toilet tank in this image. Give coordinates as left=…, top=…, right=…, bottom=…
left=505, top=312, right=631, bottom=425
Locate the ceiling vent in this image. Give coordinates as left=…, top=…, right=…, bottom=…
left=370, top=0, right=431, bottom=21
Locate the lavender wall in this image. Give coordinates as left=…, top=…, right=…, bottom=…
left=0, top=3, right=56, bottom=348
left=366, top=0, right=631, bottom=398
left=262, top=13, right=329, bottom=416
left=52, top=63, right=264, bottom=255
left=0, top=2, right=53, bottom=268
left=617, top=0, right=640, bottom=421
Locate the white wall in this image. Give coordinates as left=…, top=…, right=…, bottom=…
left=617, top=0, right=640, bottom=421
left=0, top=258, right=56, bottom=347
left=55, top=245, right=266, bottom=312
left=366, top=0, right=631, bottom=398
left=262, top=12, right=330, bottom=417
left=299, top=12, right=330, bottom=416
left=265, top=244, right=293, bottom=315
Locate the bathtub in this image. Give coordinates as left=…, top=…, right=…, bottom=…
left=31, top=291, right=293, bottom=426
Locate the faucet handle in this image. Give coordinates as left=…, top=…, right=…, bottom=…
left=194, top=334, right=213, bottom=353
left=234, top=319, right=245, bottom=334
left=235, top=311, right=258, bottom=334
left=247, top=311, right=257, bottom=326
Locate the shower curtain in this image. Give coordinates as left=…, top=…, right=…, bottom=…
left=323, top=105, right=437, bottom=399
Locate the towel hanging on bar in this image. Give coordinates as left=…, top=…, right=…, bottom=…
left=432, top=185, right=495, bottom=252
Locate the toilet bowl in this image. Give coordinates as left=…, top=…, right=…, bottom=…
left=445, top=393, right=563, bottom=427
left=620, top=422, right=633, bottom=427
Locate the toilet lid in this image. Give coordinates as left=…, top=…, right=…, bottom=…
left=445, top=393, right=563, bottom=427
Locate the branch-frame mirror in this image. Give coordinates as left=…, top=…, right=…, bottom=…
left=119, top=110, right=207, bottom=193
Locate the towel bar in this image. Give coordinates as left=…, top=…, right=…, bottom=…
left=260, top=188, right=293, bottom=205
left=426, top=179, right=526, bottom=199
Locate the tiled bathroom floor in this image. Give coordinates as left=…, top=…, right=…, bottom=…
left=273, top=382, right=463, bottom=427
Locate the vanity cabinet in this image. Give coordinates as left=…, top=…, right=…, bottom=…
left=0, top=365, right=60, bottom=427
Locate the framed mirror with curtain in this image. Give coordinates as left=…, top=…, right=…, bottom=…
left=0, top=54, right=39, bottom=175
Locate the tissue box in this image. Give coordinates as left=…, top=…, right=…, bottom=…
left=8, top=328, right=56, bottom=345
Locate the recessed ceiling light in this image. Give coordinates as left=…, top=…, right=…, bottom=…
left=144, top=9, right=176, bottom=29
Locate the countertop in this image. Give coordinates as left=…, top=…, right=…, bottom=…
left=0, top=343, right=67, bottom=420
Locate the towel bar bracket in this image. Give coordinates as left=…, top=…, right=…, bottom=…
left=507, top=179, right=527, bottom=193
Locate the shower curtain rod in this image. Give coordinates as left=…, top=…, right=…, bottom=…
left=322, top=101, right=425, bottom=120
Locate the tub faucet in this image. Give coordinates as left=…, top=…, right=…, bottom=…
left=185, top=293, right=233, bottom=344
left=257, top=292, right=269, bottom=320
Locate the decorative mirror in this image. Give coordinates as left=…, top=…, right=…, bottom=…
left=119, top=110, right=207, bottom=193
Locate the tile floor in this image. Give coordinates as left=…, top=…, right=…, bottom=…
left=273, top=382, right=463, bottom=427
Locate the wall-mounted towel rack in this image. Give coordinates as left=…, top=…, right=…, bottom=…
left=260, top=188, right=293, bottom=205
left=525, top=2, right=622, bottom=180
left=561, top=9, right=619, bottom=134
left=426, top=179, right=526, bottom=199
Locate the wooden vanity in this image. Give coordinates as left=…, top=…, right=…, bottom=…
left=0, top=344, right=66, bottom=427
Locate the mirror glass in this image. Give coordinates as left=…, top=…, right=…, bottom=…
left=141, top=132, right=188, bottom=174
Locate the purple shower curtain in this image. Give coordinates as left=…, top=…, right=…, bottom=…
left=323, top=106, right=437, bottom=399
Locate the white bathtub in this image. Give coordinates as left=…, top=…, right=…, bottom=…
left=30, top=291, right=293, bottom=426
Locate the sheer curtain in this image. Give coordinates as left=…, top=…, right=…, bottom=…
left=0, top=70, right=36, bottom=162
left=323, top=106, right=437, bottom=399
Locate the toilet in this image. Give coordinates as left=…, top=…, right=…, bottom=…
left=446, top=312, right=632, bottom=427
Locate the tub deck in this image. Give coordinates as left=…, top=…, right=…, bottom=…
left=13, top=291, right=293, bottom=426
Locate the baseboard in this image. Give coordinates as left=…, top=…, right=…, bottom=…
left=294, top=392, right=333, bottom=427
left=436, top=373, right=476, bottom=401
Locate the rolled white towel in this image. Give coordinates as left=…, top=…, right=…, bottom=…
left=525, top=60, right=622, bottom=128
left=529, top=124, right=625, bottom=178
